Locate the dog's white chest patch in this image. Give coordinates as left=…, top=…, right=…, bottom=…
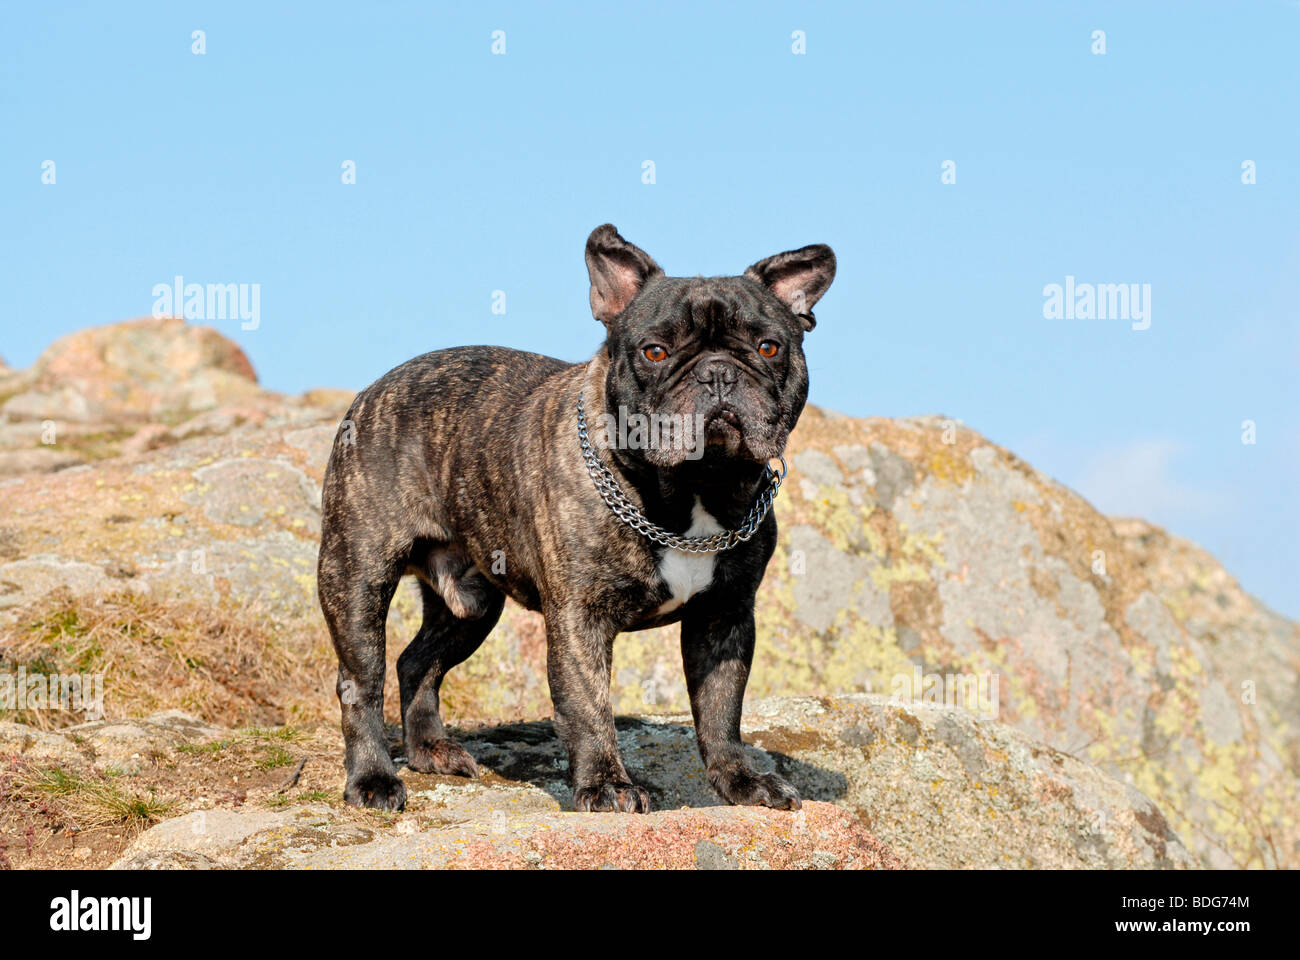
left=655, top=499, right=722, bottom=615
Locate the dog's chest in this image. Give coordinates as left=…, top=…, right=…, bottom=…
left=654, top=499, right=722, bottom=614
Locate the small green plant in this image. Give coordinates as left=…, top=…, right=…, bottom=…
left=264, top=788, right=334, bottom=810
left=88, top=788, right=175, bottom=834
left=25, top=766, right=83, bottom=797
left=242, top=725, right=305, bottom=743
left=255, top=745, right=295, bottom=771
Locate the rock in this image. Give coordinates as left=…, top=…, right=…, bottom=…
left=0, top=712, right=222, bottom=775
left=1112, top=517, right=1300, bottom=773
left=0, top=318, right=1294, bottom=868
left=740, top=695, right=1194, bottom=868
left=0, top=555, right=119, bottom=611
left=0, top=316, right=259, bottom=424
left=118, top=807, right=308, bottom=862
left=0, top=420, right=129, bottom=474
left=112, top=798, right=898, bottom=870
left=0, top=721, right=84, bottom=764
left=62, top=711, right=225, bottom=772
left=169, top=405, right=267, bottom=441
left=105, top=694, right=1189, bottom=870
left=112, top=850, right=219, bottom=870
left=450, top=694, right=1192, bottom=869
left=0, top=420, right=331, bottom=617
left=118, top=423, right=173, bottom=457
left=0, top=447, right=85, bottom=477
left=0, top=318, right=348, bottom=474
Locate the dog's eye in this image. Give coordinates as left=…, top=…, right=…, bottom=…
left=643, top=345, right=668, bottom=362
left=758, top=340, right=780, bottom=358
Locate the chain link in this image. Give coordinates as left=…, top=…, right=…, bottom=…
left=576, top=393, right=785, bottom=554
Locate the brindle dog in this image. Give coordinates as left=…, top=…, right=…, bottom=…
left=318, top=224, right=835, bottom=812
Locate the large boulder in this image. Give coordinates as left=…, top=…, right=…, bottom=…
left=112, top=800, right=899, bottom=871
left=91, top=694, right=1190, bottom=870
left=0, top=317, right=352, bottom=474
left=0, top=316, right=259, bottom=424
left=0, top=319, right=1294, bottom=868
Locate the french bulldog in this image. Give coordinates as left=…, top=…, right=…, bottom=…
left=318, top=224, right=835, bottom=812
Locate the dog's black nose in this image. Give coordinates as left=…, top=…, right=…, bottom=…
left=694, top=357, right=738, bottom=400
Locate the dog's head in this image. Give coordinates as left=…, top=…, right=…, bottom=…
left=586, top=224, right=835, bottom=469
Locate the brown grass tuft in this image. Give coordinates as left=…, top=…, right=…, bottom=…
left=6, top=760, right=176, bottom=836
left=0, top=590, right=337, bottom=729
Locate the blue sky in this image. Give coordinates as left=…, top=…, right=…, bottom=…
left=2, top=2, right=1297, bottom=617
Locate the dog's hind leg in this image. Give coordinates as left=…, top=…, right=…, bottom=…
left=397, top=577, right=505, bottom=777
left=318, top=537, right=407, bottom=811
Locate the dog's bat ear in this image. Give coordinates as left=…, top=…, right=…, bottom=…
left=745, top=244, right=836, bottom=331
left=585, top=224, right=663, bottom=326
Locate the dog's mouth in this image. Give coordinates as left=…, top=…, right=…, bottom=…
left=619, top=399, right=786, bottom=468
left=704, top=408, right=745, bottom=450
left=707, top=409, right=743, bottom=432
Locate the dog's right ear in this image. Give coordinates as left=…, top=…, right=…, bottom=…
left=585, top=224, right=663, bottom=326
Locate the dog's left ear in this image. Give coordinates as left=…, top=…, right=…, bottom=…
left=585, top=224, right=663, bottom=326
left=745, top=244, right=836, bottom=331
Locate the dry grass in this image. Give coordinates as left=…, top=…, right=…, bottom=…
left=0, top=590, right=338, bottom=730
left=7, top=761, right=175, bottom=836
left=1, top=719, right=356, bottom=867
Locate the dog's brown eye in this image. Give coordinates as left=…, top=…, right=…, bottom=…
left=758, top=340, right=780, bottom=358
left=643, top=345, right=668, bottom=362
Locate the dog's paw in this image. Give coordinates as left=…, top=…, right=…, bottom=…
left=709, top=767, right=802, bottom=811
left=573, top=779, right=651, bottom=813
left=407, top=738, right=478, bottom=778
left=344, top=771, right=408, bottom=811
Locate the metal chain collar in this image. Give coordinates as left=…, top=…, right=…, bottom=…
left=576, top=393, right=786, bottom=554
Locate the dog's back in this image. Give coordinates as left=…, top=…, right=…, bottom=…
left=322, top=346, right=569, bottom=534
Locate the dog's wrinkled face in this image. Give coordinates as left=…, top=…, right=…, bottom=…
left=586, top=224, right=836, bottom=469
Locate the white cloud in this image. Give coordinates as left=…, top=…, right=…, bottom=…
left=1077, top=439, right=1215, bottom=520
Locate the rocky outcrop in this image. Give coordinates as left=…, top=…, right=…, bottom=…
left=0, top=317, right=351, bottom=473
left=112, top=800, right=898, bottom=871
left=0, top=319, right=1295, bottom=868
left=0, top=316, right=258, bottom=424
left=85, top=695, right=1191, bottom=870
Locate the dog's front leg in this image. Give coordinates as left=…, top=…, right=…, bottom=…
left=545, top=604, right=650, bottom=813
left=681, top=600, right=802, bottom=810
